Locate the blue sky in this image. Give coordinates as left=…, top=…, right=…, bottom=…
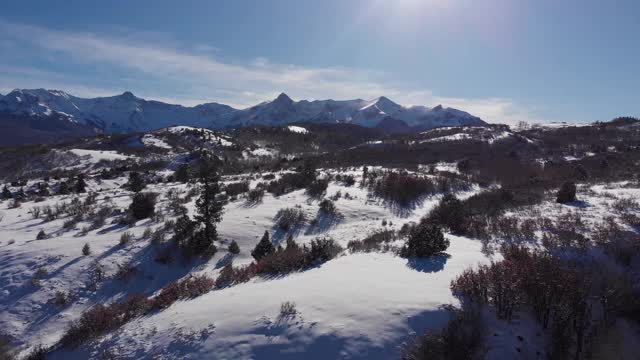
left=0, top=0, right=638, bottom=124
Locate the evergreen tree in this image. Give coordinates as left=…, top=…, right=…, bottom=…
left=1, top=185, right=11, bottom=200
left=126, top=171, right=146, bottom=192
left=82, top=243, right=91, bottom=256
left=58, top=181, right=70, bottom=195
left=15, top=187, right=26, bottom=200
left=193, top=160, right=224, bottom=252
left=37, top=183, right=50, bottom=197
left=556, top=182, right=577, bottom=204
left=361, top=166, right=369, bottom=187
left=36, top=229, right=47, bottom=240
left=228, top=240, right=240, bottom=254
left=428, top=194, right=467, bottom=234
left=285, top=233, right=299, bottom=251
left=75, top=174, right=87, bottom=193
left=252, top=230, right=275, bottom=260
left=401, top=222, right=449, bottom=258
left=175, top=164, right=190, bottom=183
left=174, top=214, right=196, bottom=247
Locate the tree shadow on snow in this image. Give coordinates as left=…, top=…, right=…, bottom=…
left=405, top=254, right=450, bottom=273
left=304, top=211, right=342, bottom=236
left=564, top=200, right=591, bottom=209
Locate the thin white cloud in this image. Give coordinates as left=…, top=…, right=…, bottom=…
left=0, top=20, right=546, bottom=124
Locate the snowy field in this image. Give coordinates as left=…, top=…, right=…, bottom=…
left=1, top=168, right=638, bottom=359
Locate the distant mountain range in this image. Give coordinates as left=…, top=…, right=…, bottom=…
left=0, top=88, right=486, bottom=145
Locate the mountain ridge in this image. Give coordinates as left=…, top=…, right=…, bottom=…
left=0, top=88, right=487, bottom=135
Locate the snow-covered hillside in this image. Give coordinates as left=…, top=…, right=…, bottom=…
left=0, top=167, right=494, bottom=359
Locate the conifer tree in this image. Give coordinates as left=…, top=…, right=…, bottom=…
left=58, top=181, right=70, bottom=195
left=193, top=159, right=224, bottom=254
left=126, top=171, right=146, bottom=192
left=75, top=174, right=87, bottom=193
left=252, top=230, right=275, bottom=260
left=1, top=185, right=11, bottom=200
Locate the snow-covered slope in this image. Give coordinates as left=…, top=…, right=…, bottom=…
left=1, top=89, right=485, bottom=135
left=229, top=94, right=486, bottom=130
left=0, top=89, right=236, bottom=133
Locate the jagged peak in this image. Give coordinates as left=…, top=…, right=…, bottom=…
left=274, top=92, right=293, bottom=104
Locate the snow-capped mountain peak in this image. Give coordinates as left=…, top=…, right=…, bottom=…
left=0, top=88, right=487, bottom=136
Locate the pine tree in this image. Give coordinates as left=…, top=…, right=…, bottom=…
left=252, top=230, right=275, bottom=260
left=15, top=187, right=26, bottom=200
left=361, top=166, right=369, bottom=187
left=82, top=243, right=91, bottom=256
left=58, top=181, right=70, bottom=195
left=1, top=185, right=11, bottom=200
left=37, top=182, right=50, bottom=197
left=228, top=240, right=240, bottom=254
left=401, top=222, right=449, bottom=258
left=75, top=174, right=87, bottom=193
left=556, top=181, right=577, bottom=204
left=193, top=160, right=224, bottom=253
left=285, top=233, right=299, bottom=251
left=175, top=164, right=190, bottom=183
left=126, top=171, right=146, bottom=192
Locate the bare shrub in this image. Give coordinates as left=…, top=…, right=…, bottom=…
left=280, top=301, right=297, bottom=317
left=246, top=188, right=265, bottom=204
left=153, top=275, right=214, bottom=309
left=119, top=231, right=134, bottom=246
left=52, top=291, right=69, bottom=307
left=275, top=207, right=306, bottom=231
left=347, top=230, right=396, bottom=253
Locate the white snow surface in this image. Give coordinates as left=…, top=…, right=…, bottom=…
left=141, top=134, right=172, bottom=149
left=68, top=149, right=132, bottom=163
left=287, top=125, right=309, bottom=134
left=0, top=168, right=493, bottom=359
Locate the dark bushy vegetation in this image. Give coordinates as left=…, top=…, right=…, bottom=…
left=401, top=222, right=449, bottom=258
left=556, top=181, right=577, bottom=203
left=369, top=172, right=435, bottom=206
left=125, top=171, right=146, bottom=192
left=251, top=231, right=275, bottom=260
left=427, top=194, right=467, bottom=234
left=228, top=240, right=240, bottom=254
left=225, top=181, right=250, bottom=197
left=306, top=178, right=329, bottom=198
left=129, top=192, right=157, bottom=220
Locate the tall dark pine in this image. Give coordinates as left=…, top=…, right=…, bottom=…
left=252, top=230, right=275, bottom=260
left=127, top=171, right=146, bottom=192
left=1, top=185, right=11, bottom=200
left=75, top=174, right=87, bottom=193
left=194, top=160, right=224, bottom=248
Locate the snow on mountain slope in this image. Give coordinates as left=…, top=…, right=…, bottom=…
left=1, top=89, right=485, bottom=136
left=0, top=89, right=236, bottom=133
left=230, top=94, right=486, bottom=130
